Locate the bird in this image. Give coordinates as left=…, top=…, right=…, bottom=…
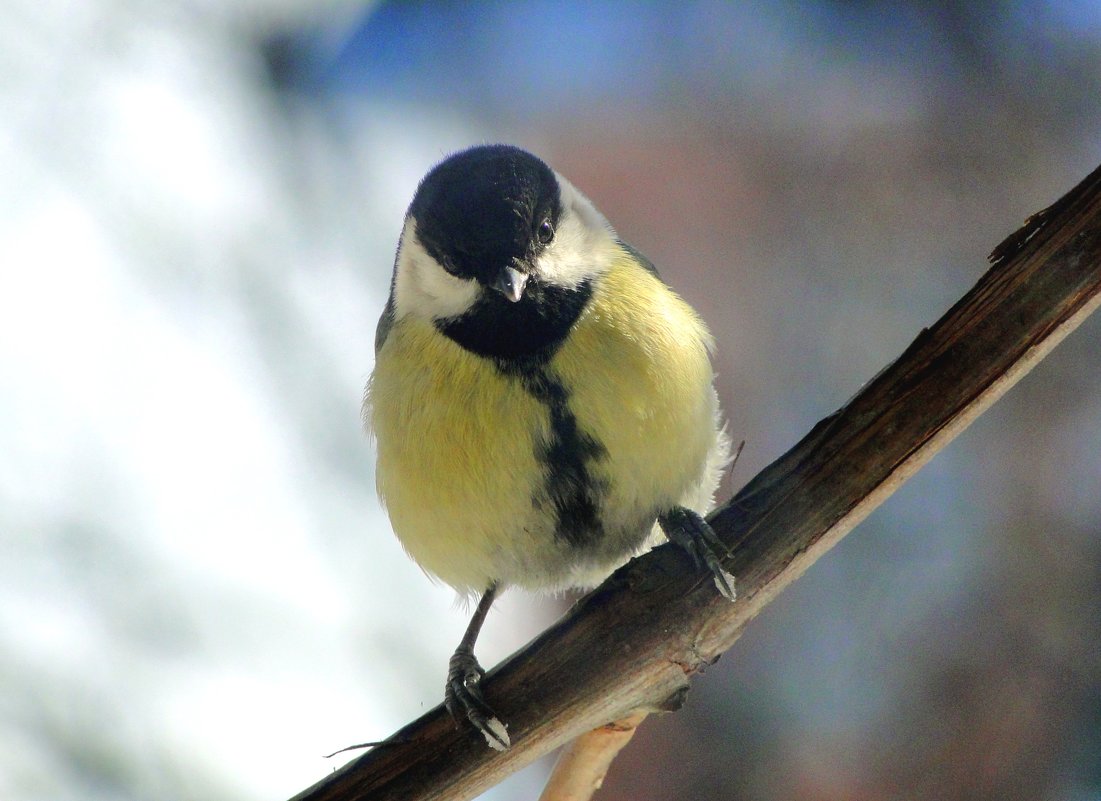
left=364, top=144, right=733, bottom=751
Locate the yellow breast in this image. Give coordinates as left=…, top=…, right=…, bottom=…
left=366, top=249, right=719, bottom=595
left=553, top=255, right=718, bottom=533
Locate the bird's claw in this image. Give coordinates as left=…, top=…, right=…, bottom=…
left=445, top=647, right=510, bottom=751
left=659, top=507, right=737, bottom=602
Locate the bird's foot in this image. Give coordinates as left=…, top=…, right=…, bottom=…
left=659, top=507, right=737, bottom=601
left=445, top=646, right=510, bottom=751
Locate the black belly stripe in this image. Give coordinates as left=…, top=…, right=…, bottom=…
left=433, top=273, right=606, bottom=547
left=517, top=369, right=608, bottom=548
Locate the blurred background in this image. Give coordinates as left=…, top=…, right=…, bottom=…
left=3, top=1, right=1101, bottom=799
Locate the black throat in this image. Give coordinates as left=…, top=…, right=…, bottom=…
left=435, top=278, right=593, bottom=372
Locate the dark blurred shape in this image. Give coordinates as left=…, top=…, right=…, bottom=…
left=260, top=30, right=307, bottom=92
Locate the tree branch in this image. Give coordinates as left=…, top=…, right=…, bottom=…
left=289, top=161, right=1101, bottom=801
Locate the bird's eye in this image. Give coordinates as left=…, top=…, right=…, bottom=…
left=536, top=218, right=555, bottom=245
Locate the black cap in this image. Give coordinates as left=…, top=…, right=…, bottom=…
left=410, top=145, right=562, bottom=287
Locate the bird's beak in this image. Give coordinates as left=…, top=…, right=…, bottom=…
left=493, top=265, right=530, bottom=303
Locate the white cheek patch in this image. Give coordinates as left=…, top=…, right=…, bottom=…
left=393, top=217, right=482, bottom=321
left=535, top=174, right=620, bottom=289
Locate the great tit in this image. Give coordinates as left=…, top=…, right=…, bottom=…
left=365, top=144, right=733, bottom=750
